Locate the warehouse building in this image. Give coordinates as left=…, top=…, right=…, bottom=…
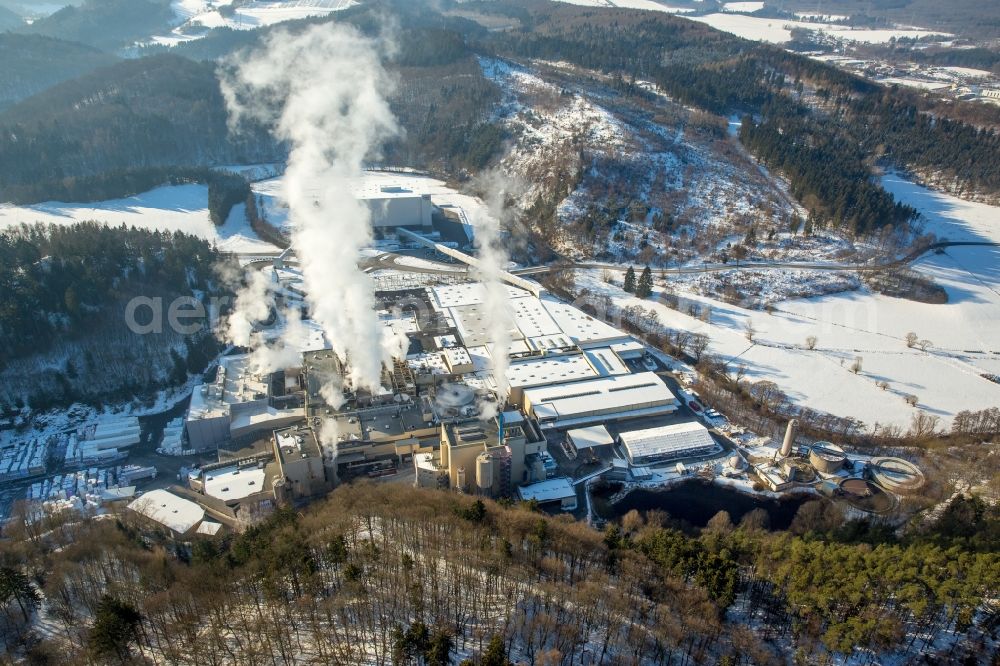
left=522, top=372, right=679, bottom=429
left=619, top=421, right=718, bottom=466
left=356, top=183, right=435, bottom=231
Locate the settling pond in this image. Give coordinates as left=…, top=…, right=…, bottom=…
left=599, top=479, right=810, bottom=530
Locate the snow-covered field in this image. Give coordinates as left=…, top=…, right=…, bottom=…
left=0, top=184, right=277, bottom=253
left=722, top=2, right=764, bottom=13
left=551, top=0, right=695, bottom=12
left=879, top=77, right=951, bottom=91
left=688, top=13, right=949, bottom=45
left=579, top=176, right=1000, bottom=430
left=146, top=0, right=357, bottom=46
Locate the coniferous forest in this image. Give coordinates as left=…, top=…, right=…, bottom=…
left=0, top=224, right=225, bottom=410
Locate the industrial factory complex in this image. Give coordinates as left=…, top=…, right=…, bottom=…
left=115, top=203, right=928, bottom=537
left=118, top=236, right=931, bottom=539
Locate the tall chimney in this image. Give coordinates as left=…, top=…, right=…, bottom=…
left=780, top=419, right=798, bottom=457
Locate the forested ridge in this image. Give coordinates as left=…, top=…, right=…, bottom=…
left=0, top=54, right=279, bottom=196
left=0, top=224, right=225, bottom=410
left=0, top=483, right=996, bottom=663
left=470, top=0, right=1000, bottom=232
left=17, top=0, right=174, bottom=51
left=0, top=34, right=118, bottom=112
left=5, top=0, right=997, bottom=231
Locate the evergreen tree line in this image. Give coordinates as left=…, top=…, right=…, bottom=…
left=0, top=223, right=221, bottom=369
left=1, top=483, right=995, bottom=663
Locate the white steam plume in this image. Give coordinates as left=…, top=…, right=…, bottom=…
left=249, top=306, right=306, bottom=374
left=226, top=269, right=275, bottom=347
left=220, top=23, right=399, bottom=392
left=469, top=172, right=520, bottom=414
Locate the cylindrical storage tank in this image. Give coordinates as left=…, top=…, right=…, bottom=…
left=456, top=466, right=466, bottom=490
left=868, top=457, right=925, bottom=493
left=728, top=455, right=745, bottom=470
left=781, top=419, right=799, bottom=457
left=476, top=454, right=494, bottom=491
left=809, top=442, right=846, bottom=474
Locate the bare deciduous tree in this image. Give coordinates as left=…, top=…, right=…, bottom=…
left=689, top=333, right=710, bottom=362
left=805, top=335, right=817, bottom=350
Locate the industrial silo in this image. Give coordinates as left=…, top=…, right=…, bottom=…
left=476, top=453, right=494, bottom=494
left=809, top=442, right=847, bottom=474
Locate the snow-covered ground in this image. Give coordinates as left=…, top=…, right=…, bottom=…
left=578, top=175, right=1000, bottom=430
left=688, top=13, right=949, bottom=45
left=480, top=57, right=802, bottom=266
left=551, top=0, right=695, bottom=12
left=250, top=170, right=492, bottom=235
left=0, top=184, right=277, bottom=254
left=145, top=0, right=357, bottom=46
left=722, top=2, right=763, bottom=13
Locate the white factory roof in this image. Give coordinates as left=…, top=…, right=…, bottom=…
left=506, top=353, right=598, bottom=388
left=619, top=421, right=716, bottom=461
left=431, top=283, right=532, bottom=309
left=407, top=352, right=449, bottom=376
left=526, top=334, right=575, bottom=351
left=584, top=347, right=629, bottom=376
left=525, top=372, right=678, bottom=426
left=566, top=425, right=615, bottom=451
left=128, top=489, right=204, bottom=535
left=414, top=452, right=440, bottom=473
left=510, top=296, right=562, bottom=338
left=517, top=477, right=577, bottom=504
left=379, top=310, right=419, bottom=335
left=450, top=303, right=523, bottom=348
left=434, top=334, right=459, bottom=349
left=465, top=346, right=494, bottom=373
left=353, top=182, right=426, bottom=200
left=202, top=465, right=267, bottom=503
left=540, top=297, right=632, bottom=347
left=229, top=405, right=302, bottom=433
left=196, top=520, right=223, bottom=536
left=187, top=354, right=268, bottom=421
left=610, top=339, right=646, bottom=358
left=443, top=346, right=473, bottom=368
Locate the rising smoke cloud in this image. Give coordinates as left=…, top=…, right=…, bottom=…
left=220, top=22, right=399, bottom=392
left=469, top=171, right=521, bottom=416
left=222, top=266, right=274, bottom=348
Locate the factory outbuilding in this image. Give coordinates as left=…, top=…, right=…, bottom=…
left=565, top=425, right=615, bottom=459
left=619, top=421, right=718, bottom=466
left=127, top=489, right=206, bottom=540
left=517, top=477, right=578, bottom=511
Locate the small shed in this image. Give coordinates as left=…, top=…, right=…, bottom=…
left=517, top=477, right=578, bottom=511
